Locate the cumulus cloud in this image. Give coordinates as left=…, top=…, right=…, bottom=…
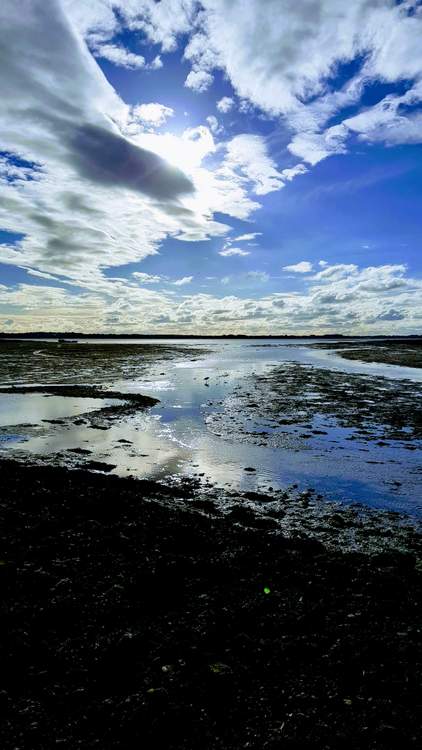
left=131, top=102, right=175, bottom=129
left=217, top=96, right=234, bottom=113
left=185, top=69, right=213, bottom=92
left=64, top=0, right=197, bottom=55
left=63, top=1, right=422, bottom=168
left=108, top=0, right=422, bottom=168
left=283, top=261, right=313, bottom=273
left=2, top=260, right=421, bottom=334
left=281, top=164, right=308, bottom=181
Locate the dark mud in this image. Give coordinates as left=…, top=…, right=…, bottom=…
left=0, top=384, right=159, bottom=406
left=1, top=459, right=421, bottom=749
left=0, top=340, right=207, bottom=386
left=206, top=362, right=422, bottom=447
left=316, top=339, right=422, bottom=369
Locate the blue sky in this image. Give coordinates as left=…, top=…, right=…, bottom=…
left=0, top=0, right=421, bottom=333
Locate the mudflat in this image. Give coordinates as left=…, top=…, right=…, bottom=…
left=0, top=459, right=421, bottom=749
left=316, top=339, right=422, bottom=368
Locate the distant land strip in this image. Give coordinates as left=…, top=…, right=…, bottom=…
left=1, top=332, right=421, bottom=340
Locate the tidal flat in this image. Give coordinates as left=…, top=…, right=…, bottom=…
left=1, top=460, right=421, bottom=750
left=0, top=337, right=421, bottom=748
left=315, top=338, right=422, bottom=369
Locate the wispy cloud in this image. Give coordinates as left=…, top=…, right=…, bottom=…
left=234, top=232, right=262, bottom=242
left=133, top=272, right=162, bottom=284
left=219, top=247, right=250, bottom=257
left=173, top=276, right=193, bottom=286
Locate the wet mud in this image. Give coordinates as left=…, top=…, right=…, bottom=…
left=0, top=459, right=421, bottom=749
left=206, top=361, right=422, bottom=447
left=0, top=340, right=207, bottom=386
left=317, top=339, right=422, bottom=369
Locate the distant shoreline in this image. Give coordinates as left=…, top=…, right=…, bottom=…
left=1, top=332, right=421, bottom=340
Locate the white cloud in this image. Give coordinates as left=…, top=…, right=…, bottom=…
left=217, top=96, right=234, bottom=113
left=2, top=261, right=421, bottom=334
left=0, top=0, right=291, bottom=293
left=281, top=164, right=308, bottom=181
left=149, top=55, right=163, bottom=70
left=93, top=43, right=146, bottom=69
left=26, top=268, right=61, bottom=281
left=173, top=275, right=193, bottom=285
left=312, top=263, right=361, bottom=282
left=64, top=0, right=422, bottom=165
left=64, top=0, right=197, bottom=54
left=131, top=102, right=175, bottom=128
left=185, top=69, right=213, bottom=92
left=206, top=115, right=221, bottom=134
left=225, top=135, right=285, bottom=195
left=219, top=247, right=250, bottom=257
left=135, top=1, right=422, bottom=167
left=133, top=272, right=162, bottom=284
left=234, top=232, right=262, bottom=242
left=0, top=0, right=201, bottom=283
left=283, top=261, right=313, bottom=273
left=1, top=1, right=420, bottom=336
left=288, top=124, right=349, bottom=166
left=344, top=102, right=422, bottom=147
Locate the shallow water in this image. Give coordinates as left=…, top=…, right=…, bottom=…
left=0, top=393, right=118, bottom=427
left=1, top=338, right=421, bottom=516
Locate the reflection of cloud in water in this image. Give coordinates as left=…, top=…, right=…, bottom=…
left=1, top=340, right=422, bottom=516
left=0, top=393, right=118, bottom=427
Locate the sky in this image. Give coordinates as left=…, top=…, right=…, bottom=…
left=0, top=0, right=422, bottom=335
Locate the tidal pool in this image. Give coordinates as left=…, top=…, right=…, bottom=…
left=0, top=392, right=119, bottom=427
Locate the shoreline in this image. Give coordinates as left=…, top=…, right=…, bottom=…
left=1, top=459, right=421, bottom=748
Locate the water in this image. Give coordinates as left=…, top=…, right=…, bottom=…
left=0, top=338, right=421, bottom=516
left=0, top=393, right=119, bottom=427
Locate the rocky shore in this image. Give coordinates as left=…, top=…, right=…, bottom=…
left=1, top=460, right=421, bottom=749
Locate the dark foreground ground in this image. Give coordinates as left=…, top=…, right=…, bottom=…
left=1, top=461, right=421, bottom=750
